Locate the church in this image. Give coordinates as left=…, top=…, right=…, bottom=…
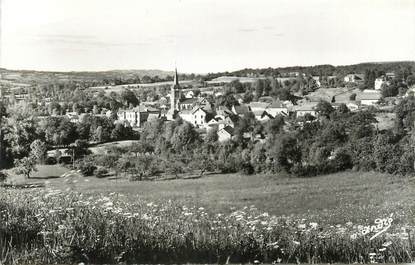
left=166, top=68, right=183, bottom=120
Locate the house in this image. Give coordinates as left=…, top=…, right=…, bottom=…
left=374, top=75, right=392, bottom=90
left=179, top=107, right=209, bottom=128
left=253, top=110, right=273, bottom=122
left=344, top=74, right=364, bottom=83
left=205, top=117, right=221, bottom=130
left=266, top=100, right=289, bottom=117
left=232, top=105, right=251, bottom=116
left=385, top=72, right=396, bottom=80
left=248, top=102, right=269, bottom=112
left=184, top=90, right=194, bottom=98
left=346, top=102, right=359, bottom=111
left=178, top=97, right=211, bottom=111
left=294, top=102, right=319, bottom=117
left=217, top=126, right=234, bottom=142
left=215, top=105, right=233, bottom=119
left=117, top=105, right=160, bottom=128
left=223, top=115, right=237, bottom=128
left=312, top=76, right=321, bottom=87
left=179, top=98, right=199, bottom=110
left=66, top=112, right=80, bottom=123
left=404, top=85, right=415, bottom=97
left=375, top=77, right=386, bottom=90
left=357, top=91, right=381, bottom=106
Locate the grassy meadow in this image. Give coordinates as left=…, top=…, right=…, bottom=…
left=1, top=168, right=414, bottom=264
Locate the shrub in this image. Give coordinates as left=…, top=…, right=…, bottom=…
left=290, top=163, right=319, bottom=177
left=45, top=156, right=57, bottom=165
left=95, top=167, right=108, bottom=178
left=77, top=162, right=97, bottom=176
left=0, top=171, right=7, bottom=182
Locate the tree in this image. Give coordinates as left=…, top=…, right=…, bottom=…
left=117, top=156, right=133, bottom=178
left=381, top=83, right=399, bottom=97
left=94, top=126, right=104, bottom=142
left=58, top=118, right=79, bottom=146
left=407, top=75, right=415, bottom=87
left=164, top=158, right=185, bottom=179
left=315, top=100, right=334, bottom=118
left=129, top=141, right=154, bottom=156
left=205, top=127, right=218, bottom=144
left=250, top=143, right=267, bottom=173
left=30, top=140, right=47, bottom=164
left=76, top=139, right=90, bottom=156
left=266, top=134, right=301, bottom=173
left=15, top=156, right=37, bottom=179
left=170, top=122, right=200, bottom=152
left=0, top=102, right=8, bottom=169
left=3, top=116, right=39, bottom=160
left=121, top=89, right=139, bottom=107
left=254, top=79, right=264, bottom=99
left=0, top=171, right=8, bottom=183
left=190, top=149, right=216, bottom=177
left=131, top=154, right=157, bottom=181
left=265, top=116, right=285, bottom=137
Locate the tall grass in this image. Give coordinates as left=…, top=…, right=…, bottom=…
left=0, top=188, right=414, bottom=264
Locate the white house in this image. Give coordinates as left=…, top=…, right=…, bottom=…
left=253, top=110, right=273, bottom=122
left=344, top=74, right=364, bottom=83
left=217, top=126, right=234, bottom=142
left=184, top=91, right=195, bottom=98
left=294, top=102, right=319, bottom=117
left=248, top=102, right=269, bottom=112
left=117, top=106, right=160, bottom=128
left=66, top=112, right=80, bottom=123
left=312, top=76, right=321, bottom=87
left=179, top=107, right=208, bottom=128
left=232, top=105, right=250, bottom=116
left=357, top=92, right=381, bottom=106
left=346, top=102, right=360, bottom=112
left=266, top=100, right=289, bottom=117
left=375, top=77, right=387, bottom=90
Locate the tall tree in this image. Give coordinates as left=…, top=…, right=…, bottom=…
left=30, top=140, right=47, bottom=164
left=15, top=156, right=37, bottom=179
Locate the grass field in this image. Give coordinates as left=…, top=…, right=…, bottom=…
left=4, top=167, right=414, bottom=225
left=1, top=168, right=414, bottom=264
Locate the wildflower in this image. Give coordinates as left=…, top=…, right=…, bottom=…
left=309, top=222, right=318, bottom=229
left=103, top=202, right=113, bottom=207
left=382, top=241, right=392, bottom=247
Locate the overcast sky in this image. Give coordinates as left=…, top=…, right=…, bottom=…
left=1, top=0, right=415, bottom=73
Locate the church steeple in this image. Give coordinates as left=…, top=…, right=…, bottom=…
left=173, top=67, right=179, bottom=86
left=170, top=67, right=181, bottom=112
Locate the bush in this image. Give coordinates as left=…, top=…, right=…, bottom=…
left=95, top=167, right=108, bottom=178
left=45, top=156, right=57, bottom=165
left=77, top=162, right=97, bottom=176
left=290, top=163, right=319, bottom=177
left=0, top=171, right=8, bottom=182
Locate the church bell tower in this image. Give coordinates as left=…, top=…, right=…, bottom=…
left=170, top=68, right=181, bottom=111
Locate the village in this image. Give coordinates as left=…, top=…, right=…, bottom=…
left=5, top=69, right=406, bottom=142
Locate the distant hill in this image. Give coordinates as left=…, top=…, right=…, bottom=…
left=0, top=68, right=176, bottom=86
left=204, top=61, right=415, bottom=80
